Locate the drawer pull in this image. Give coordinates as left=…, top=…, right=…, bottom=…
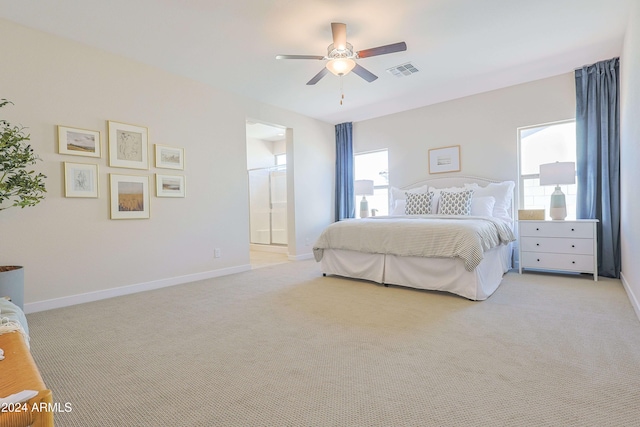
left=537, top=259, right=540, bottom=262
left=571, top=244, right=575, bottom=248
left=572, top=261, right=576, bottom=264
left=536, top=243, right=540, bottom=246
left=536, top=228, right=539, bottom=231
left=571, top=228, right=575, bottom=231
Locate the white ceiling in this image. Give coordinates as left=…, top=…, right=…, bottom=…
left=0, top=0, right=632, bottom=125
left=246, top=122, right=286, bottom=142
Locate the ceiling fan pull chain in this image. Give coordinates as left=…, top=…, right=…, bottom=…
left=340, top=76, right=344, bottom=105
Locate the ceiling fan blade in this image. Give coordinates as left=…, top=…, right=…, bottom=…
left=306, top=67, right=329, bottom=85
left=352, top=63, right=378, bottom=82
left=276, top=54, right=325, bottom=60
left=331, top=22, right=347, bottom=50
left=357, top=41, right=407, bottom=58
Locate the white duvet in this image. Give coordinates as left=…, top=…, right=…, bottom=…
left=313, top=215, right=515, bottom=271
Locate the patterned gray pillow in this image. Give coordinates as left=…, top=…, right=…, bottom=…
left=439, top=189, right=474, bottom=215
left=405, top=192, right=433, bottom=215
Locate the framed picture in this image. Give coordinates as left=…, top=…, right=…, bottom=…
left=58, top=126, right=101, bottom=158
left=155, top=144, right=184, bottom=170
left=108, top=121, right=149, bottom=169
left=64, top=162, right=99, bottom=198
left=428, top=145, right=461, bottom=174
left=109, top=174, right=150, bottom=219
left=156, top=174, right=185, bottom=198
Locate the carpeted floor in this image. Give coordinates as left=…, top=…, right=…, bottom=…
left=26, top=260, right=640, bottom=426
left=249, top=249, right=290, bottom=269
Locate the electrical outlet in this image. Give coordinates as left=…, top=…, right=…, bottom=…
left=214, top=248, right=221, bottom=258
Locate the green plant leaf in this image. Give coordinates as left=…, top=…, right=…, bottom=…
left=0, top=99, right=47, bottom=211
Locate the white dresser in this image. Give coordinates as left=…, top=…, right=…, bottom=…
left=518, top=219, right=599, bottom=281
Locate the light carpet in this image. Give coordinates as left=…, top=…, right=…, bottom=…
left=26, top=260, right=640, bottom=426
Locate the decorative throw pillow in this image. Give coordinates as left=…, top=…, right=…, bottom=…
left=390, top=184, right=429, bottom=212
left=438, top=189, right=474, bottom=215
left=430, top=186, right=468, bottom=214
left=405, top=191, right=433, bottom=215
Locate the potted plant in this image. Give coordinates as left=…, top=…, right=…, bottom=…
left=0, top=99, right=47, bottom=309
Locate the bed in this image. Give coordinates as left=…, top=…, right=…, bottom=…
left=313, top=176, right=516, bottom=300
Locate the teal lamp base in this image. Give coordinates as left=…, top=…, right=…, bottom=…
left=549, top=186, right=567, bottom=220
left=359, top=196, right=369, bottom=218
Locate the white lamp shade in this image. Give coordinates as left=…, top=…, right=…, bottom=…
left=539, top=161, right=576, bottom=186
left=354, top=179, right=374, bottom=196
left=326, top=58, right=356, bottom=76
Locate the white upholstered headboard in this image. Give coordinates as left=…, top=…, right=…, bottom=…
left=401, top=175, right=501, bottom=190
left=399, top=175, right=515, bottom=222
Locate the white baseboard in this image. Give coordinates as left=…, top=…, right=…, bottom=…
left=250, top=244, right=288, bottom=254
left=24, top=264, right=251, bottom=314
left=620, top=271, right=640, bottom=322
left=288, top=253, right=314, bottom=261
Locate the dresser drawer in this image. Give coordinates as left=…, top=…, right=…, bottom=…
left=521, top=252, right=595, bottom=273
left=519, top=221, right=594, bottom=238
left=520, top=237, right=594, bottom=255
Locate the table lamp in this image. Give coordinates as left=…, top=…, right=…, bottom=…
left=539, top=161, right=575, bottom=220
left=354, top=179, right=374, bottom=218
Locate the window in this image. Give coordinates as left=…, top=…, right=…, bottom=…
left=354, top=149, right=389, bottom=216
left=275, top=153, right=286, bottom=166
left=518, top=120, right=577, bottom=219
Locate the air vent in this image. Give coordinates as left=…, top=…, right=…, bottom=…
left=386, top=62, right=419, bottom=78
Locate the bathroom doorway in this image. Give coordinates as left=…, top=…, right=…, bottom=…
left=246, top=120, right=290, bottom=268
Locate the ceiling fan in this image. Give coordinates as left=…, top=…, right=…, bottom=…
left=276, top=22, right=407, bottom=85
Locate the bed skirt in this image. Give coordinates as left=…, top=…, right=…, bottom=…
left=319, top=244, right=512, bottom=300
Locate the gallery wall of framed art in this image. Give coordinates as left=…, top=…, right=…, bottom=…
left=57, top=120, right=186, bottom=220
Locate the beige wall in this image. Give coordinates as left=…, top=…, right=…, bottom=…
left=620, top=1, right=640, bottom=318
left=353, top=73, right=576, bottom=188
left=0, top=20, right=333, bottom=311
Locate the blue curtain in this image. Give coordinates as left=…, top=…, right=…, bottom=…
left=575, top=57, right=620, bottom=278
left=335, top=122, right=354, bottom=221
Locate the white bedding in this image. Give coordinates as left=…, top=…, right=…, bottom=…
left=315, top=176, right=516, bottom=300
left=313, top=215, right=515, bottom=271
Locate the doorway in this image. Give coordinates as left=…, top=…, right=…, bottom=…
left=248, top=166, right=287, bottom=246
left=246, top=120, right=290, bottom=268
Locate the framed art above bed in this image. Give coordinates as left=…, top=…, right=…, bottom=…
left=428, top=145, right=460, bottom=174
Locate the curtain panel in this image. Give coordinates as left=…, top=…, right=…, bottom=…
left=575, top=57, right=621, bottom=278
left=335, top=122, right=354, bottom=221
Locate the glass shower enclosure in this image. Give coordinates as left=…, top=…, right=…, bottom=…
left=248, top=166, right=287, bottom=246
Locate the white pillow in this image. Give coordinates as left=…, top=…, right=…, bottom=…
left=464, top=181, right=515, bottom=222
left=389, top=184, right=429, bottom=211
left=470, top=196, right=496, bottom=217
left=438, top=189, right=474, bottom=215
left=391, top=199, right=407, bottom=215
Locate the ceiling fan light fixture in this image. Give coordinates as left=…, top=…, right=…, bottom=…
left=277, top=23, right=406, bottom=85
left=326, top=58, right=356, bottom=76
